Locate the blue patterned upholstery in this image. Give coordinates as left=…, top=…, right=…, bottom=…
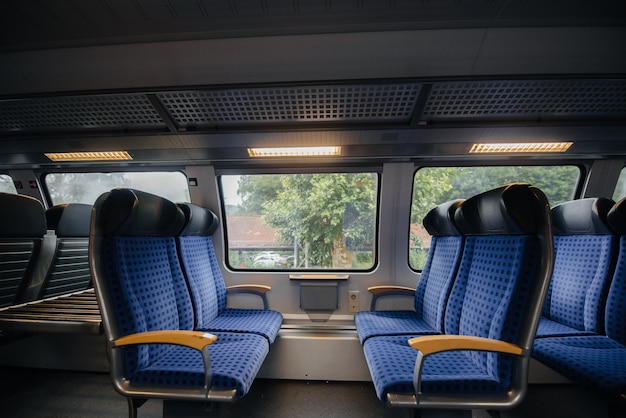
left=537, top=198, right=615, bottom=338
left=362, top=184, right=553, bottom=410
left=91, top=189, right=270, bottom=413
left=532, top=197, right=626, bottom=408
left=355, top=200, right=464, bottom=344
left=177, top=203, right=283, bottom=343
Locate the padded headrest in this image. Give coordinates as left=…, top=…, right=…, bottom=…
left=46, top=203, right=93, bottom=237
left=92, top=188, right=185, bottom=236
left=607, top=197, right=626, bottom=235
left=551, top=197, right=614, bottom=235
left=178, top=203, right=220, bottom=236
left=0, top=192, right=46, bottom=237
left=422, top=199, right=464, bottom=236
left=454, top=183, right=549, bottom=235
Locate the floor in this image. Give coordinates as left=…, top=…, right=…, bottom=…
left=0, top=367, right=612, bottom=418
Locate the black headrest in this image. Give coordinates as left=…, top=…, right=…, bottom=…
left=607, top=197, right=626, bottom=235
left=551, top=198, right=614, bottom=235
left=422, top=199, right=464, bottom=236
left=454, top=183, right=549, bottom=235
left=0, top=192, right=46, bottom=237
left=177, top=203, right=220, bottom=236
left=46, top=203, right=93, bottom=237
left=92, top=189, right=185, bottom=236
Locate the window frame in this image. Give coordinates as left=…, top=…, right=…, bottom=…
left=216, top=166, right=382, bottom=273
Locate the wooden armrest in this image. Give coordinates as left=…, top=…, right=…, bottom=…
left=368, top=285, right=415, bottom=295
left=367, top=285, right=415, bottom=310
left=227, top=284, right=271, bottom=294
left=407, top=335, right=523, bottom=356
left=113, top=330, right=218, bottom=351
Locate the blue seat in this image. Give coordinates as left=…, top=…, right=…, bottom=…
left=176, top=203, right=283, bottom=343
left=0, top=193, right=47, bottom=308
left=361, top=183, right=553, bottom=413
left=536, top=198, right=616, bottom=338
left=354, top=199, right=464, bottom=344
left=533, top=197, right=626, bottom=414
left=90, top=189, right=269, bottom=418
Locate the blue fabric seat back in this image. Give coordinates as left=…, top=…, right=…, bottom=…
left=542, top=198, right=615, bottom=334
left=91, top=189, right=192, bottom=377
left=445, top=183, right=552, bottom=387
left=0, top=192, right=47, bottom=307
left=606, top=198, right=626, bottom=345
left=41, top=203, right=93, bottom=298
left=177, top=203, right=222, bottom=328
left=414, top=199, right=464, bottom=332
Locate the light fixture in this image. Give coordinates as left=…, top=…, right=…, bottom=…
left=247, top=146, right=341, bottom=158
left=469, top=142, right=573, bottom=154
left=45, top=151, right=133, bottom=162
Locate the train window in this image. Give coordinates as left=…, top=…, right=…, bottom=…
left=220, top=172, right=379, bottom=271
left=409, top=165, right=580, bottom=270
left=44, top=172, right=190, bottom=205
left=612, top=167, right=626, bottom=202
left=0, top=174, right=17, bottom=194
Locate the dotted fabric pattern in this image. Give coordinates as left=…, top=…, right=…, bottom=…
left=535, top=317, right=596, bottom=338
left=133, top=332, right=269, bottom=397
left=445, top=235, right=538, bottom=386
left=533, top=336, right=626, bottom=400
left=178, top=235, right=282, bottom=343
left=205, top=238, right=228, bottom=312
left=177, top=236, right=220, bottom=327
left=363, top=336, right=505, bottom=402
left=541, top=235, right=613, bottom=334
left=606, top=236, right=626, bottom=345
left=354, top=235, right=463, bottom=344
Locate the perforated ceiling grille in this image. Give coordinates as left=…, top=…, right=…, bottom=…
left=421, top=80, right=626, bottom=120
left=157, top=84, right=421, bottom=126
left=0, top=94, right=165, bottom=132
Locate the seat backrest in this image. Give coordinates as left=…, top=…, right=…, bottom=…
left=606, top=198, right=626, bottom=345
left=90, top=188, right=191, bottom=377
left=444, top=183, right=553, bottom=387
left=414, top=199, right=464, bottom=333
left=177, top=202, right=223, bottom=328
left=0, top=192, right=47, bottom=308
left=542, top=198, right=615, bottom=334
left=39, top=203, right=93, bottom=298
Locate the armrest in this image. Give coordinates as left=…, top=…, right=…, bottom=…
left=367, top=285, right=415, bottom=311
left=112, top=330, right=218, bottom=394
left=113, top=330, right=218, bottom=350
left=407, top=335, right=524, bottom=398
left=227, top=284, right=272, bottom=309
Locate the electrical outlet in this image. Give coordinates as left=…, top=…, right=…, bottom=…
left=348, top=290, right=360, bottom=313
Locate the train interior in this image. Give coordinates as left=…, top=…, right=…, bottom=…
left=1, top=1, right=626, bottom=417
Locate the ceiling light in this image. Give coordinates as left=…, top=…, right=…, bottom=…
left=469, top=142, right=573, bottom=154
left=248, top=146, right=341, bottom=158
left=45, top=151, right=133, bottom=162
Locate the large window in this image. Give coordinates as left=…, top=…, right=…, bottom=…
left=220, top=172, right=379, bottom=271
left=612, top=167, right=626, bottom=202
left=44, top=172, right=190, bottom=205
left=409, top=166, right=580, bottom=270
left=0, top=174, right=17, bottom=194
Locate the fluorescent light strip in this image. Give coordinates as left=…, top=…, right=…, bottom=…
left=45, top=151, right=133, bottom=162
left=469, top=142, right=573, bottom=154
left=248, top=146, right=341, bottom=158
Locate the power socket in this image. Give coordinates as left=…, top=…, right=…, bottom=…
left=348, top=290, right=360, bottom=313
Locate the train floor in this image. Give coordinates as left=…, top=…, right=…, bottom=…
left=0, top=366, right=611, bottom=418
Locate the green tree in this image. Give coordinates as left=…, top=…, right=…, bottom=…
left=239, top=173, right=377, bottom=268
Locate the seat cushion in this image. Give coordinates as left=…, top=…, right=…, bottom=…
left=131, top=332, right=269, bottom=398
left=363, top=335, right=511, bottom=402
left=535, top=317, right=597, bottom=338
left=354, top=311, right=439, bottom=344
left=198, top=308, right=283, bottom=344
left=533, top=335, right=626, bottom=400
